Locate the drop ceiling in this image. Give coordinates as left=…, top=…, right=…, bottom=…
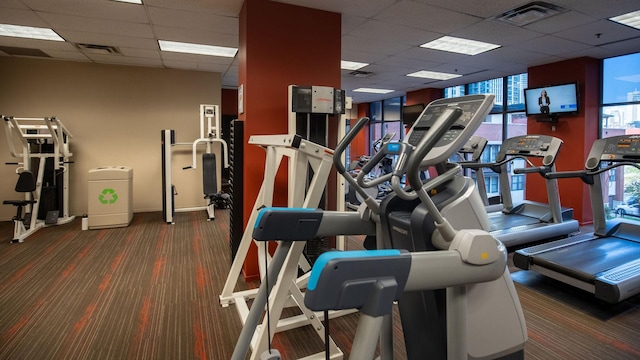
left=0, top=0, right=639, bottom=103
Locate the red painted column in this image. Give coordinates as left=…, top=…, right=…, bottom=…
left=238, top=0, right=341, bottom=280
left=526, top=57, right=600, bottom=225
left=406, top=88, right=443, bottom=107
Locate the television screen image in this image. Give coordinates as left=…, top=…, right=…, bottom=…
left=402, top=103, right=425, bottom=126
left=524, top=83, right=578, bottom=117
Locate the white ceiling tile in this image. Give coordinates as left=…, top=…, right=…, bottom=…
left=119, top=47, right=161, bottom=59
left=0, top=36, right=77, bottom=50
left=154, top=26, right=238, bottom=48
left=523, top=11, right=598, bottom=34
left=398, top=47, right=466, bottom=63
left=85, top=53, right=163, bottom=67
left=553, top=0, right=640, bottom=19
left=41, top=49, right=91, bottom=61
left=274, top=0, right=398, bottom=17
left=148, top=6, right=238, bottom=34
left=554, top=19, right=640, bottom=46
left=376, top=1, right=483, bottom=33
left=196, top=63, right=231, bottom=73
left=162, top=59, right=199, bottom=71
left=347, top=19, right=442, bottom=47
left=0, top=8, right=49, bottom=27
left=145, top=0, right=242, bottom=16
left=37, top=12, right=155, bottom=38
left=0, top=0, right=30, bottom=10
left=342, top=15, right=368, bottom=35
left=411, top=0, right=529, bottom=19
left=452, top=19, right=544, bottom=46
left=160, top=51, right=236, bottom=65
left=20, top=0, right=149, bottom=23
left=342, top=34, right=413, bottom=56
left=57, top=30, right=159, bottom=49
left=513, top=35, right=592, bottom=56
left=600, top=37, right=640, bottom=58
left=376, top=55, right=442, bottom=71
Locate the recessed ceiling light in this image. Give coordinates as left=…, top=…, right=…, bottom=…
left=420, top=36, right=500, bottom=55
left=352, top=88, right=394, bottom=94
left=406, top=70, right=462, bottom=80
left=158, top=40, right=238, bottom=58
left=610, top=10, right=640, bottom=30
left=0, top=24, right=65, bottom=42
left=111, top=0, right=143, bottom=4
left=341, top=60, right=369, bottom=70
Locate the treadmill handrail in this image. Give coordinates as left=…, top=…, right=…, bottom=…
left=463, top=155, right=534, bottom=173
left=544, top=162, right=640, bottom=185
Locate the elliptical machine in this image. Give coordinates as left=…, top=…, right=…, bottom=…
left=239, top=94, right=527, bottom=359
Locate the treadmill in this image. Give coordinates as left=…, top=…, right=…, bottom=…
left=466, top=134, right=579, bottom=247
left=514, top=135, right=640, bottom=304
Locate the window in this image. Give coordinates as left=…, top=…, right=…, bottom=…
left=369, top=96, right=404, bottom=150
left=480, top=144, right=500, bottom=163
left=467, top=78, right=504, bottom=113
left=485, top=175, right=499, bottom=195
left=446, top=74, right=529, bottom=198
left=511, top=175, right=524, bottom=191
left=601, top=52, right=640, bottom=220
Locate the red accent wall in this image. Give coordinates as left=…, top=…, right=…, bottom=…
left=238, top=0, right=341, bottom=280
left=406, top=88, right=443, bottom=107
left=526, top=57, right=600, bottom=225
left=221, top=88, right=238, bottom=116
left=347, top=103, right=370, bottom=159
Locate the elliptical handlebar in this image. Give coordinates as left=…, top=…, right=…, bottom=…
left=334, top=116, right=382, bottom=214
left=406, top=107, right=463, bottom=192
left=334, top=116, right=369, bottom=175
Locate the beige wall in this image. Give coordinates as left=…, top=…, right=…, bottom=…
left=0, top=57, right=222, bottom=221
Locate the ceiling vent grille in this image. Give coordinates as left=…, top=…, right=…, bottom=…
left=495, top=1, right=566, bottom=26
left=75, top=43, right=122, bottom=55
left=0, top=46, right=51, bottom=58
left=349, top=70, right=374, bottom=78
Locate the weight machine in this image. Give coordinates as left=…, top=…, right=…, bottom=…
left=2, top=115, right=75, bottom=243
left=161, top=104, right=229, bottom=223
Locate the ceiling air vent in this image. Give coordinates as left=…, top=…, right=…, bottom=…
left=75, top=43, right=122, bottom=55
left=349, top=70, right=374, bottom=78
left=495, top=1, right=566, bottom=27
left=0, top=46, right=51, bottom=58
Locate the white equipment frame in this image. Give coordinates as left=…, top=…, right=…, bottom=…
left=162, top=104, right=229, bottom=223
left=2, top=115, right=75, bottom=243
left=220, top=134, right=349, bottom=360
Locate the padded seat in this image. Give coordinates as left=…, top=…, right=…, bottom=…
left=3, top=171, right=37, bottom=221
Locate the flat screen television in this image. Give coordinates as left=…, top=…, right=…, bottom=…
left=402, top=103, right=425, bottom=127
left=524, top=82, right=579, bottom=121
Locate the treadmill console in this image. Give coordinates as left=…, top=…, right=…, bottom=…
left=496, top=134, right=563, bottom=166
left=405, top=94, right=494, bottom=167
left=586, top=135, right=640, bottom=170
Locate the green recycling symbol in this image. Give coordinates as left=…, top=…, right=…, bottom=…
left=98, top=188, right=118, bottom=204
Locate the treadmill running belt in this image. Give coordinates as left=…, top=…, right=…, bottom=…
left=488, top=212, right=540, bottom=232
left=532, top=237, right=640, bottom=283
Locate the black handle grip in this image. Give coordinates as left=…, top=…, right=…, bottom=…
left=513, top=166, right=546, bottom=174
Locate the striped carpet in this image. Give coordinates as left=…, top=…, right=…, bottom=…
left=1, top=210, right=640, bottom=359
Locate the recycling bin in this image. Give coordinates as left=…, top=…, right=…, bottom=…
left=88, top=166, right=133, bottom=229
